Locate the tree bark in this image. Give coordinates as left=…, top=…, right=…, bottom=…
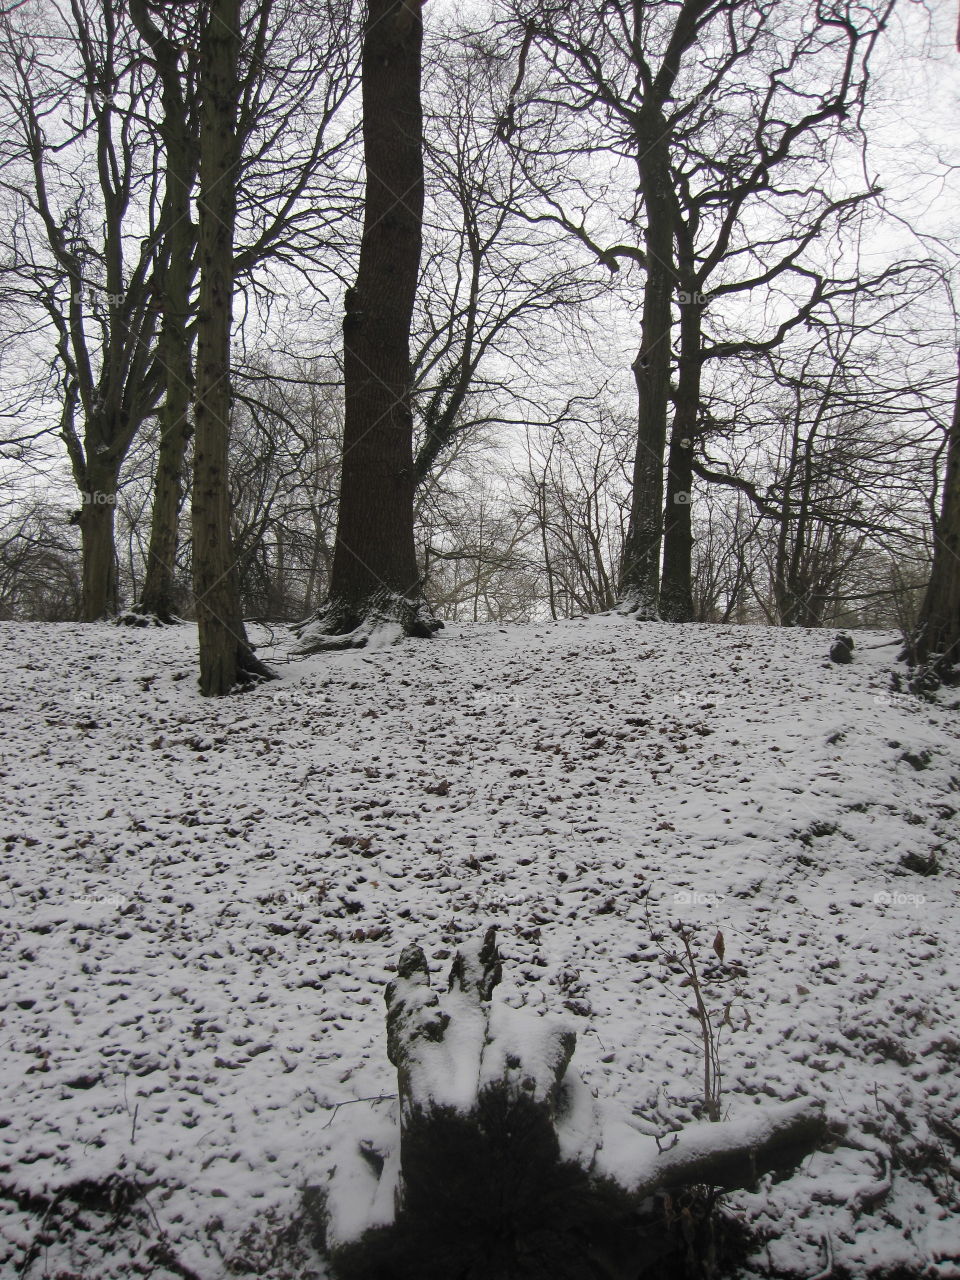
left=912, top=351, right=960, bottom=671
left=139, top=367, right=192, bottom=622
left=130, top=0, right=199, bottom=624
left=297, top=0, right=438, bottom=649
left=659, top=276, right=703, bottom=623
left=192, top=0, right=271, bottom=694
left=76, top=457, right=120, bottom=621
left=618, top=116, right=675, bottom=619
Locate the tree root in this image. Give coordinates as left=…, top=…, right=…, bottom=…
left=292, top=592, right=442, bottom=654
left=115, top=607, right=183, bottom=628
left=608, top=593, right=661, bottom=622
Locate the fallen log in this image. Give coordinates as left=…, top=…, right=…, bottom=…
left=306, top=927, right=837, bottom=1280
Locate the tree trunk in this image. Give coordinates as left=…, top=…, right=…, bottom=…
left=296, top=0, right=438, bottom=650
left=618, top=120, right=674, bottom=619
left=659, top=286, right=702, bottom=623
left=912, top=351, right=960, bottom=671
left=138, top=387, right=191, bottom=622
left=136, top=242, right=194, bottom=622
left=77, top=460, right=120, bottom=621
left=130, top=0, right=198, bottom=625
left=192, top=0, right=271, bottom=695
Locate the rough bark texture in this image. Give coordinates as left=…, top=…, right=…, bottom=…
left=617, top=114, right=674, bottom=620
left=129, top=0, right=199, bottom=625
left=76, top=455, right=120, bottom=621
left=309, top=931, right=835, bottom=1280
left=911, top=352, right=960, bottom=674
left=137, top=355, right=192, bottom=623
left=616, top=0, right=716, bottom=622
left=659, top=281, right=702, bottom=624
left=296, top=0, right=438, bottom=651
left=192, top=0, right=271, bottom=695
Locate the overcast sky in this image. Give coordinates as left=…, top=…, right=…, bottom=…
left=867, top=1, right=958, bottom=256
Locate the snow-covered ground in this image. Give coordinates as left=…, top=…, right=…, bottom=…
left=0, top=618, right=957, bottom=1279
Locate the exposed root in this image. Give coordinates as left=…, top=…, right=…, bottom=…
left=899, top=623, right=960, bottom=691
left=232, top=645, right=276, bottom=689
left=115, top=611, right=181, bottom=627
left=609, top=592, right=661, bottom=622
left=115, top=607, right=183, bottom=628
left=292, top=592, right=442, bottom=655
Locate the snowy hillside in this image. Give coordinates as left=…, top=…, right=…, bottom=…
left=0, top=618, right=958, bottom=1278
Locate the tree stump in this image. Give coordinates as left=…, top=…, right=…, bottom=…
left=306, top=928, right=834, bottom=1279
left=829, top=633, right=855, bottom=664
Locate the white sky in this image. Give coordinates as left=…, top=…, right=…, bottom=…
left=865, top=1, right=959, bottom=256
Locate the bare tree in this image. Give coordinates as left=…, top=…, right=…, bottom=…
left=654, top=0, right=895, bottom=621
left=910, top=351, right=960, bottom=673
left=421, top=474, right=545, bottom=623
left=125, top=0, right=359, bottom=623
left=124, top=0, right=201, bottom=624
left=229, top=359, right=343, bottom=619
left=499, top=0, right=896, bottom=621
left=0, top=495, right=81, bottom=621
left=412, top=27, right=601, bottom=484
left=0, top=0, right=168, bottom=619
left=519, top=414, right=631, bottom=616
left=192, top=0, right=272, bottom=694
left=690, top=489, right=759, bottom=623
left=691, top=310, right=943, bottom=628
left=296, top=0, right=439, bottom=649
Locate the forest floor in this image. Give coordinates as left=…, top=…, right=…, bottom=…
left=0, top=617, right=958, bottom=1279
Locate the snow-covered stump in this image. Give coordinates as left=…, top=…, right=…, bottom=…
left=306, top=929, right=834, bottom=1280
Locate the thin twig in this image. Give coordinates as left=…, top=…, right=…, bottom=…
left=321, top=1092, right=397, bottom=1129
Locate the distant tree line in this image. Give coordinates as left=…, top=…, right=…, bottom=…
left=0, top=0, right=955, bottom=687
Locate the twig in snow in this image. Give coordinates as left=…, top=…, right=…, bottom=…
left=808, top=1232, right=834, bottom=1279
left=321, top=1092, right=397, bottom=1129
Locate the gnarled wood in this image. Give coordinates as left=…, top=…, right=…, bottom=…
left=309, top=929, right=836, bottom=1280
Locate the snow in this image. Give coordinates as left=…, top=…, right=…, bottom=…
left=0, top=616, right=958, bottom=1277
left=386, top=946, right=488, bottom=1116
left=477, top=1001, right=576, bottom=1104
left=319, top=1104, right=400, bottom=1251
left=596, top=1098, right=822, bottom=1196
